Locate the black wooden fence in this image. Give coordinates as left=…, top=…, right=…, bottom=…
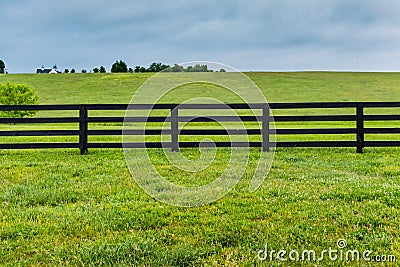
left=0, top=102, right=399, bottom=154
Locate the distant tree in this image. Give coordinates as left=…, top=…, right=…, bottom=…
left=111, top=60, right=128, bottom=73
left=71, top=69, right=76, bottom=73
left=147, top=62, right=158, bottom=72
left=135, top=63, right=212, bottom=73
left=64, top=69, right=69, bottom=73
left=99, top=66, right=106, bottom=73
left=0, top=60, right=5, bottom=74
left=219, top=68, right=226, bottom=72
left=134, top=66, right=147, bottom=73
left=134, top=64, right=174, bottom=73
left=0, top=83, right=39, bottom=118
left=159, top=63, right=170, bottom=72
left=192, top=64, right=208, bottom=72
left=93, top=67, right=99, bottom=73
left=128, top=67, right=134, bottom=73
left=176, top=64, right=212, bottom=72
left=81, top=69, right=87, bottom=73
left=170, top=64, right=185, bottom=72
left=147, top=62, right=170, bottom=72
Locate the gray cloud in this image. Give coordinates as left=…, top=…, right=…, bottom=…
left=1, top=0, right=400, bottom=72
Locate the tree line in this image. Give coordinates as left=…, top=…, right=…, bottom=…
left=0, top=59, right=226, bottom=74
left=98, top=61, right=226, bottom=73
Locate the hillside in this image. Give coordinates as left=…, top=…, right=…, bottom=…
left=1, top=72, right=400, bottom=104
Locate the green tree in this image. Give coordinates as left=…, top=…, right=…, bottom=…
left=81, top=69, right=87, bottom=73
left=111, top=60, right=128, bottom=73
left=134, top=66, right=147, bottom=73
left=64, top=69, right=69, bottom=73
left=170, top=64, right=185, bottom=72
left=99, top=66, right=106, bottom=73
left=0, top=60, right=5, bottom=74
left=71, top=69, right=76, bottom=73
left=182, top=64, right=210, bottom=72
left=93, top=67, right=99, bottom=73
left=0, top=83, right=39, bottom=118
left=147, top=62, right=170, bottom=72
left=192, top=64, right=208, bottom=72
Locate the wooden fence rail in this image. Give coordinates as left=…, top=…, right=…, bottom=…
left=0, top=102, right=399, bottom=154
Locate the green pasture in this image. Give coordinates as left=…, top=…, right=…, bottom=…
left=0, top=72, right=400, bottom=266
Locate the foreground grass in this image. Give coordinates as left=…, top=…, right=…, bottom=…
left=1, top=147, right=399, bottom=266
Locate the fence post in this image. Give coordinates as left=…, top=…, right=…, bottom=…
left=262, top=104, right=270, bottom=152
left=79, top=105, right=88, bottom=155
left=356, top=103, right=364, bottom=154
left=171, top=107, right=179, bottom=152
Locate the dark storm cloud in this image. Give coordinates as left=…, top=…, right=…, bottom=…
left=1, top=0, right=400, bottom=72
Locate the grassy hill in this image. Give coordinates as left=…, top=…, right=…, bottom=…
left=1, top=72, right=400, bottom=104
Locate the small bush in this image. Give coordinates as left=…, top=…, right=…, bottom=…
left=0, top=82, right=39, bottom=118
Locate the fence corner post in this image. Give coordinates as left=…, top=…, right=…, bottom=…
left=262, top=104, right=270, bottom=152
left=171, top=107, right=179, bottom=152
left=79, top=105, right=88, bottom=155
left=356, top=103, right=364, bottom=154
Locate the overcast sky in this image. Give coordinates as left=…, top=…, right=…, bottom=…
left=2, top=0, right=400, bottom=73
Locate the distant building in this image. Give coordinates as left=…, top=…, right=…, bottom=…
left=36, top=65, right=61, bottom=74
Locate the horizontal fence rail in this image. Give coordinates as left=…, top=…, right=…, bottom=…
left=0, top=102, right=399, bottom=154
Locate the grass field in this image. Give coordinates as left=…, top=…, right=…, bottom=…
left=1, top=72, right=400, bottom=266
